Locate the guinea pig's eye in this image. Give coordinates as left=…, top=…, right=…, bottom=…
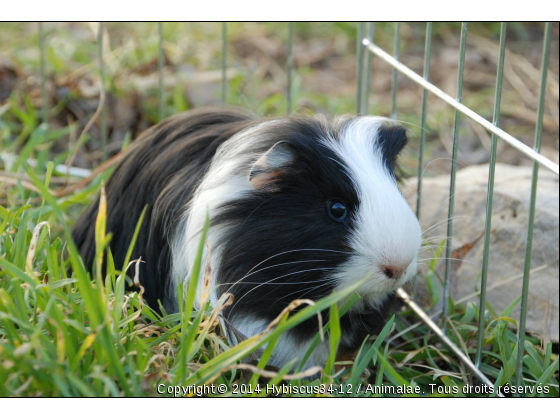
left=327, top=200, right=347, bottom=222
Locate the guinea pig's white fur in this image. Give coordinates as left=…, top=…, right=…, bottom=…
left=170, top=116, right=421, bottom=368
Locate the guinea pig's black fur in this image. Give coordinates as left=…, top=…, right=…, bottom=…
left=73, top=109, right=255, bottom=310
left=73, top=107, right=421, bottom=368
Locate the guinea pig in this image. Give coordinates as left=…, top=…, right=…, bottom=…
left=73, top=107, right=422, bottom=369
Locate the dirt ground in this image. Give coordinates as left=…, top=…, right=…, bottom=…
left=0, top=22, right=558, bottom=177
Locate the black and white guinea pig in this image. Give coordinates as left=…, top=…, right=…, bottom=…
left=73, top=108, right=422, bottom=368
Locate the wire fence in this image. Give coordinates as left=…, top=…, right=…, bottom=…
left=360, top=21, right=557, bottom=397
left=34, top=22, right=558, bottom=396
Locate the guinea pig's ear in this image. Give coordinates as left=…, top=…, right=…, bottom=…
left=377, top=124, right=408, bottom=169
left=249, top=141, right=297, bottom=190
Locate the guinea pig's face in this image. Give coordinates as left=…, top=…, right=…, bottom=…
left=215, top=117, right=422, bottom=320
left=321, top=119, right=422, bottom=304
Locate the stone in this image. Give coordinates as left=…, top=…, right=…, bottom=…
left=403, top=163, right=559, bottom=342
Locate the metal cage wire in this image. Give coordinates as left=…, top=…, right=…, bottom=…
left=359, top=22, right=557, bottom=397
left=35, top=22, right=558, bottom=397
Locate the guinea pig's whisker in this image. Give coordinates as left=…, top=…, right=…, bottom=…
left=390, top=118, right=427, bottom=131
left=402, top=157, right=461, bottom=197
left=423, top=232, right=455, bottom=239
left=419, top=184, right=478, bottom=224
left=416, top=157, right=460, bottom=182
left=220, top=272, right=335, bottom=288
left=421, top=235, right=451, bottom=242
left=421, top=215, right=473, bottom=234
left=252, top=279, right=339, bottom=313
left=354, top=310, right=370, bottom=332
left=267, top=274, right=339, bottom=309
left=269, top=281, right=337, bottom=309
left=417, top=238, right=451, bottom=251
left=229, top=267, right=337, bottom=314
left=221, top=278, right=336, bottom=287
left=232, top=267, right=337, bottom=303
left=418, top=243, right=447, bottom=250
left=418, top=240, right=449, bottom=248
left=413, top=155, right=490, bottom=195
left=223, top=259, right=330, bottom=295
left=421, top=215, right=471, bottom=231
left=416, top=257, right=479, bottom=267
left=242, top=248, right=351, bottom=278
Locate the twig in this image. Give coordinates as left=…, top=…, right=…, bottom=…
left=26, top=221, right=50, bottom=276
left=64, top=83, right=106, bottom=183
left=52, top=150, right=126, bottom=198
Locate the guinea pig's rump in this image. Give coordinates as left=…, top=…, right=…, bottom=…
left=72, top=108, right=256, bottom=310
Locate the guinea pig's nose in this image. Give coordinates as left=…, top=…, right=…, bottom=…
left=381, top=264, right=406, bottom=280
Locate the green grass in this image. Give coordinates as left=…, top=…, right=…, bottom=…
left=0, top=135, right=558, bottom=396
left=1, top=22, right=558, bottom=397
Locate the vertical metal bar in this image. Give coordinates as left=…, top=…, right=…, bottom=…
left=158, top=22, right=165, bottom=121
left=221, top=22, right=227, bottom=104
left=287, top=22, right=294, bottom=114
left=38, top=23, right=48, bottom=129
left=356, top=22, right=366, bottom=114
left=416, top=22, right=433, bottom=220
left=442, top=22, right=468, bottom=332
left=475, top=22, right=507, bottom=368
left=362, top=22, right=375, bottom=115
left=390, top=22, right=401, bottom=120
left=515, top=22, right=552, bottom=394
left=98, top=22, right=108, bottom=161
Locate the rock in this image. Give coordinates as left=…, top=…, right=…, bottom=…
left=403, top=163, right=559, bottom=342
